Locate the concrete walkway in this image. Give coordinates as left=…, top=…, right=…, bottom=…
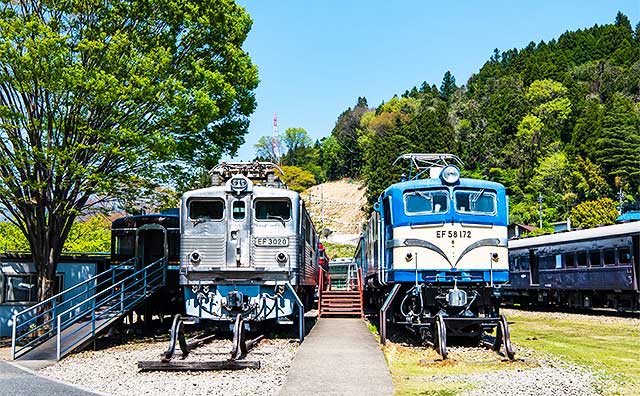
left=279, top=318, right=394, bottom=396
left=0, top=359, right=98, bottom=396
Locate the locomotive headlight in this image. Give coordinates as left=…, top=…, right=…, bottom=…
left=190, top=250, right=202, bottom=265
left=405, top=252, right=413, bottom=262
left=440, top=165, right=460, bottom=184
left=276, top=252, right=288, bottom=265
left=491, top=252, right=499, bottom=262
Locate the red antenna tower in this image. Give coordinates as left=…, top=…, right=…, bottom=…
left=271, top=112, right=281, bottom=164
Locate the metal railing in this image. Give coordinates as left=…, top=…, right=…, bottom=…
left=11, top=258, right=136, bottom=360
left=55, top=258, right=166, bottom=359
left=11, top=257, right=166, bottom=360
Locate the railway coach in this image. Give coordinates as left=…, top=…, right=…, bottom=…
left=355, top=154, right=514, bottom=359
left=505, top=221, right=640, bottom=312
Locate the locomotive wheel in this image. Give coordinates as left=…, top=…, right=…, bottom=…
left=231, top=314, right=247, bottom=360
left=435, top=314, right=448, bottom=360
left=500, top=314, right=515, bottom=360
left=163, top=314, right=189, bottom=362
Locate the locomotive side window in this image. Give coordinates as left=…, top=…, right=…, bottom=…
left=555, top=254, right=563, bottom=269
left=255, top=199, right=291, bottom=221
left=589, top=251, right=601, bottom=267
left=189, top=200, right=224, bottom=221
left=603, top=249, right=616, bottom=265
left=519, top=255, right=530, bottom=270
left=454, top=189, right=496, bottom=215
left=404, top=189, right=448, bottom=215
left=618, top=248, right=632, bottom=265
left=232, top=201, right=246, bottom=220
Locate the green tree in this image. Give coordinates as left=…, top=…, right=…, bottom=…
left=63, top=216, right=111, bottom=253
left=278, top=166, right=316, bottom=193
left=570, top=198, right=619, bottom=228
left=440, top=71, right=457, bottom=102
left=595, top=93, right=640, bottom=192
left=0, top=0, right=258, bottom=302
left=0, top=222, right=29, bottom=252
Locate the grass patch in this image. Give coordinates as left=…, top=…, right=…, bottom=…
left=504, top=309, right=640, bottom=395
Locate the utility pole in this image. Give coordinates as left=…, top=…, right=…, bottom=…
left=538, top=193, right=544, bottom=229
left=321, top=185, right=325, bottom=230
left=618, top=186, right=624, bottom=215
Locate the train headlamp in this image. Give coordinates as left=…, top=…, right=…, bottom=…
left=276, top=252, right=288, bottom=264
left=440, top=165, right=460, bottom=184
left=190, top=250, right=202, bottom=265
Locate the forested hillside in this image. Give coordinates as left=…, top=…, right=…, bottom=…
left=258, top=12, right=640, bottom=229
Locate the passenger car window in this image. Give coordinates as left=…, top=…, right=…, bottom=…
left=255, top=199, right=291, bottom=220
left=404, top=189, right=448, bottom=215
left=603, top=249, right=615, bottom=265
left=189, top=200, right=224, bottom=221
left=454, top=189, right=496, bottom=214
left=589, top=251, right=601, bottom=267
left=232, top=201, right=245, bottom=220
left=564, top=253, right=576, bottom=268
left=618, top=248, right=632, bottom=264
left=555, top=254, right=563, bottom=269
left=577, top=252, right=588, bottom=267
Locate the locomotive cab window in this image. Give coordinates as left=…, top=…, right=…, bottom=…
left=404, top=189, right=448, bottom=215
left=454, top=189, right=496, bottom=215
left=189, top=200, right=224, bottom=221
left=255, top=199, right=291, bottom=221
left=232, top=201, right=246, bottom=220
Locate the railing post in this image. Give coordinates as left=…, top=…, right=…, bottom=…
left=91, top=298, right=96, bottom=338
left=56, top=315, right=61, bottom=361
left=111, top=267, right=116, bottom=297
left=162, top=258, right=167, bottom=286
left=120, top=283, right=125, bottom=312
left=143, top=267, right=148, bottom=295
left=11, top=312, right=17, bottom=360
left=51, top=300, right=57, bottom=336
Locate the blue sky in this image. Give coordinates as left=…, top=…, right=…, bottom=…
left=230, top=0, right=640, bottom=161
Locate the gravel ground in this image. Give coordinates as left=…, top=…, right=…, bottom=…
left=406, top=345, right=609, bottom=396
left=457, top=354, right=607, bottom=396
left=39, top=337, right=298, bottom=396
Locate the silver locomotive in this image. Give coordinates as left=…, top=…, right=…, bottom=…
left=179, top=162, right=319, bottom=341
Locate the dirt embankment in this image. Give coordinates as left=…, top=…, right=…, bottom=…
left=301, top=179, right=366, bottom=244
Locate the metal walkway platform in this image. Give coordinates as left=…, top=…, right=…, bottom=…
left=279, top=318, right=393, bottom=396
left=12, top=258, right=165, bottom=363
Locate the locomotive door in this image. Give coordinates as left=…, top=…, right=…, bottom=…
left=135, top=224, right=168, bottom=269
left=227, top=194, right=252, bottom=267
left=529, top=249, right=540, bottom=285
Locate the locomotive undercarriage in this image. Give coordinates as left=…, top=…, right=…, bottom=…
left=378, top=283, right=515, bottom=360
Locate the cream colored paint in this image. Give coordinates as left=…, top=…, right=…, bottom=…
left=391, top=223, right=508, bottom=271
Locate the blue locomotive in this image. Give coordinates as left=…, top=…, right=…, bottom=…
left=355, top=154, right=514, bottom=359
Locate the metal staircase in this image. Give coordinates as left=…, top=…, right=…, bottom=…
left=11, top=257, right=166, bottom=361
left=318, top=264, right=364, bottom=318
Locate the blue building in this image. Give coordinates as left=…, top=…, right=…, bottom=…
left=0, top=253, right=109, bottom=337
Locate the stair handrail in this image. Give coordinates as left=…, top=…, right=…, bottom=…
left=357, top=267, right=364, bottom=317
left=12, top=258, right=136, bottom=360
left=55, top=257, right=166, bottom=360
